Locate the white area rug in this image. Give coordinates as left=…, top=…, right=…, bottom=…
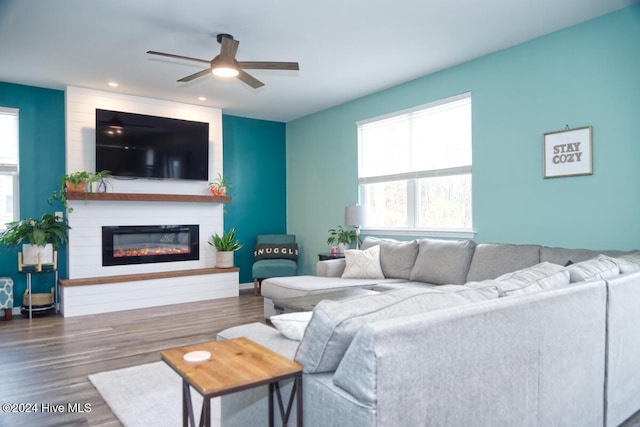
left=89, top=362, right=220, bottom=427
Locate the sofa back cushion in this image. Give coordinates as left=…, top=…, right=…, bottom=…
left=494, top=262, right=570, bottom=296
left=409, top=239, right=476, bottom=285
left=360, top=237, right=419, bottom=279
left=565, top=254, right=620, bottom=282
left=466, top=243, right=541, bottom=282
left=612, top=252, right=640, bottom=274
left=295, top=285, right=498, bottom=373
left=540, top=246, right=630, bottom=266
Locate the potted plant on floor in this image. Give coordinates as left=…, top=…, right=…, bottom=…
left=0, top=213, right=70, bottom=269
left=327, top=225, right=357, bottom=253
left=208, top=227, right=243, bottom=268
left=48, top=170, right=111, bottom=213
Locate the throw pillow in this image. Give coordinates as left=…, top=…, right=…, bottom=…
left=409, top=238, right=476, bottom=285
left=494, top=262, right=570, bottom=297
left=270, top=311, right=313, bottom=341
left=360, top=237, right=419, bottom=279
left=294, top=286, right=498, bottom=373
left=341, top=246, right=384, bottom=279
left=565, top=254, right=620, bottom=283
left=254, top=243, right=299, bottom=262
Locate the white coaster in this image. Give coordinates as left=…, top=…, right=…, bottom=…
left=183, top=350, right=211, bottom=362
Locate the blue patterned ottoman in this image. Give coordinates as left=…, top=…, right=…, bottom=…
left=0, top=277, right=14, bottom=320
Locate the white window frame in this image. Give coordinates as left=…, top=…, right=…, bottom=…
left=356, top=93, right=474, bottom=239
left=0, top=107, right=19, bottom=231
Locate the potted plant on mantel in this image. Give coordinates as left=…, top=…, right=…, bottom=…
left=208, top=227, right=243, bottom=268
left=327, top=225, right=357, bottom=253
left=0, top=213, right=70, bottom=269
left=48, top=170, right=111, bottom=213
left=208, top=173, right=232, bottom=197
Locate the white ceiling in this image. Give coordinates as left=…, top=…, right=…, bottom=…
left=0, top=0, right=637, bottom=122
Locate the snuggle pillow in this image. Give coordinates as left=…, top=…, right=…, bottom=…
left=254, top=243, right=299, bottom=262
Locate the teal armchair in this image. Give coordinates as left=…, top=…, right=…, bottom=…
left=252, top=234, right=298, bottom=296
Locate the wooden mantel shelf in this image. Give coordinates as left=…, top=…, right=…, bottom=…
left=59, top=267, right=239, bottom=287
left=66, top=192, right=231, bottom=204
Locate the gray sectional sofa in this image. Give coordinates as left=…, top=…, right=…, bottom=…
left=218, top=237, right=640, bottom=426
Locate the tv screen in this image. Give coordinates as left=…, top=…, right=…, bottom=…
left=96, top=109, right=209, bottom=181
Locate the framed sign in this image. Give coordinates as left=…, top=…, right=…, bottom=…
left=543, top=126, right=593, bottom=178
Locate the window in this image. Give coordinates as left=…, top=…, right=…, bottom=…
left=0, top=107, right=19, bottom=230
left=357, top=93, right=472, bottom=236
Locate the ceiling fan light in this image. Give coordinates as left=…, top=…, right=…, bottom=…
left=212, top=65, right=239, bottom=78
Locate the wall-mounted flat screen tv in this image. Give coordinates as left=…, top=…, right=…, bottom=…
left=96, top=109, right=209, bottom=181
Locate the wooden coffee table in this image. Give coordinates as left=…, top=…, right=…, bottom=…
left=161, top=337, right=303, bottom=427
left=273, top=288, right=379, bottom=314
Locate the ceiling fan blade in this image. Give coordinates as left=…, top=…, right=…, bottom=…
left=238, top=61, right=299, bottom=70
left=219, top=36, right=239, bottom=59
left=236, top=70, right=264, bottom=88
left=177, top=68, right=212, bottom=82
left=147, top=50, right=211, bottom=65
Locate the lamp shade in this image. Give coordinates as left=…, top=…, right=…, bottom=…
left=345, top=205, right=365, bottom=227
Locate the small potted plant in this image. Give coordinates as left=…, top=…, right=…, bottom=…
left=48, top=170, right=111, bottom=213
left=327, top=225, right=357, bottom=253
left=208, top=173, right=232, bottom=196
left=208, top=227, right=243, bottom=268
left=88, top=169, right=112, bottom=193
left=0, top=213, right=70, bottom=268
left=64, top=171, right=91, bottom=192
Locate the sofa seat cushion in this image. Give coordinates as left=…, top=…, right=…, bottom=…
left=466, top=243, right=541, bottom=282
left=409, top=238, right=476, bottom=285
left=372, top=281, right=441, bottom=292
left=361, top=237, right=419, bottom=279
left=295, top=285, right=499, bottom=373
left=566, top=255, right=620, bottom=282
left=494, top=262, right=570, bottom=296
left=261, top=275, right=406, bottom=301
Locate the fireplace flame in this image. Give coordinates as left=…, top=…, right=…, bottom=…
left=113, top=244, right=191, bottom=258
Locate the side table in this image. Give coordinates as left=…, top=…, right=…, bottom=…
left=161, top=337, right=303, bottom=427
left=318, top=253, right=345, bottom=261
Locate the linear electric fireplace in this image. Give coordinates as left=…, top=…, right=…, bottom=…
left=102, top=225, right=199, bottom=266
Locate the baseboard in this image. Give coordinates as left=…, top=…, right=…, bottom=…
left=239, top=282, right=254, bottom=293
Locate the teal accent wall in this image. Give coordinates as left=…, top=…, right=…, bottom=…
left=223, top=115, right=287, bottom=284
left=287, top=5, right=640, bottom=275
left=0, top=82, right=67, bottom=302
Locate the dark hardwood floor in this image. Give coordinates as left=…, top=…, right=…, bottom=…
left=0, top=292, right=265, bottom=427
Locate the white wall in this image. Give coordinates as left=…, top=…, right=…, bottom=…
left=65, top=87, right=224, bottom=279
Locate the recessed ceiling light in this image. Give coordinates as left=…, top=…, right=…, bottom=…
left=198, top=96, right=207, bottom=101
left=108, top=82, right=119, bottom=87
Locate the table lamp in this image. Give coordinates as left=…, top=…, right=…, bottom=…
left=345, top=205, right=365, bottom=249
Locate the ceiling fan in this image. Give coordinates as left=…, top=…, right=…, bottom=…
left=147, top=33, right=299, bottom=89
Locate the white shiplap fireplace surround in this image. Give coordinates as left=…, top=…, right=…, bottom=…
left=60, top=87, right=238, bottom=317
